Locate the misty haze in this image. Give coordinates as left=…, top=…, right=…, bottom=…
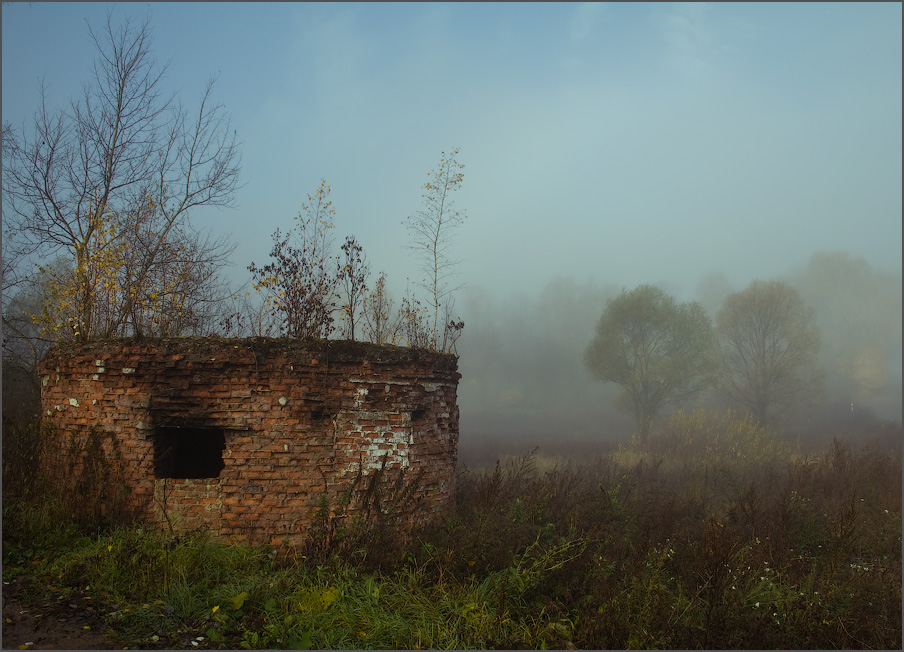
left=454, top=251, right=902, bottom=464
left=2, top=3, right=901, bottom=650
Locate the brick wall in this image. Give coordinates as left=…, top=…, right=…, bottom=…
left=39, top=337, right=460, bottom=547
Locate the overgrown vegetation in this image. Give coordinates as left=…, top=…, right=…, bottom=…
left=2, top=13, right=467, bottom=356
left=3, top=411, right=900, bottom=650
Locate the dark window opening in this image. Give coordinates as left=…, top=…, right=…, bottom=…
left=154, top=427, right=225, bottom=479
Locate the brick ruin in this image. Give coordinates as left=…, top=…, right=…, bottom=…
left=38, top=337, right=460, bottom=547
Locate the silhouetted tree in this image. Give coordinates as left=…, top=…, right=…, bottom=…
left=3, top=13, right=241, bottom=341
left=338, top=235, right=370, bottom=341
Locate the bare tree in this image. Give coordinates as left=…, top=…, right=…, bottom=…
left=440, top=299, right=464, bottom=355
left=122, top=226, right=236, bottom=336
left=248, top=179, right=340, bottom=339
left=2, top=261, right=62, bottom=424
left=2, top=122, right=37, bottom=300
left=405, top=148, right=467, bottom=350
left=338, top=235, right=370, bottom=341
left=2, top=266, right=56, bottom=376
left=715, top=280, right=823, bottom=424
left=361, top=271, right=402, bottom=345
left=398, top=282, right=432, bottom=349
left=216, top=289, right=280, bottom=338
left=2, top=13, right=241, bottom=341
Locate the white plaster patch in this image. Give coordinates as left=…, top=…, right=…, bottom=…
left=122, top=367, right=136, bottom=374
left=340, top=409, right=411, bottom=474
left=278, top=397, right=288, bottom=406
left=69, top=398, right=79, bottom=407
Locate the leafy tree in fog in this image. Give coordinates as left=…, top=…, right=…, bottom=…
left=584, top=285, right=714, bottom=440
left=715, top=280, right=823, bottom=424
left=789, top=252, right=902, bottom=418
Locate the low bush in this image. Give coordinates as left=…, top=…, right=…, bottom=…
left=616, top=408, right=794, bottom=472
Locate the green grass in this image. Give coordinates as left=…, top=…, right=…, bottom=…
left=3, top=410, right=901, bottom=649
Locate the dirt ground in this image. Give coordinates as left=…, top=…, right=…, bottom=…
left=1, top=574, right=123, bottom=650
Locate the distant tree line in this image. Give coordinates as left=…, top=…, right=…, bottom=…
left=584, top=279, right=829, bottom=439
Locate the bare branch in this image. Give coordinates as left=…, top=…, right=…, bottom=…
left=3, top=14, right=241, bottom=342
left=404, top=148, right=467, bottom=350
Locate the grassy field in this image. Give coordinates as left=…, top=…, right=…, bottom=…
left=2, top=409, right=901, bottom=649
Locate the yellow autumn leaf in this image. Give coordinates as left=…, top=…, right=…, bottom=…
left=231, top=592, right=248, bottom=610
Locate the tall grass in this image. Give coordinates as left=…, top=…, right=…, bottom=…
left=3, top=410, right=901, bottom=649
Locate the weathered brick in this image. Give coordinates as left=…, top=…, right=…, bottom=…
left=39, top=336, right=460, bottom=547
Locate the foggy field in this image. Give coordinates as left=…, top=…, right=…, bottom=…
left=458, top=406, right=904, bottom=471
left=458, top=417, right=624, bottom=469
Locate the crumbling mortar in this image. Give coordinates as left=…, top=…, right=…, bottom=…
left=40, top=337, right=458, bottom=545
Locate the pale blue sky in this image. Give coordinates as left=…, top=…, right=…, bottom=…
left=3, top=2, right=902, bottom=303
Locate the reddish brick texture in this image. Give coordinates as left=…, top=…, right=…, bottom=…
left=39, top=337, right=460, bottom=547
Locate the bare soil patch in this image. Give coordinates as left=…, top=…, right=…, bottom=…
left=1, top=575, right=123, bottom=650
